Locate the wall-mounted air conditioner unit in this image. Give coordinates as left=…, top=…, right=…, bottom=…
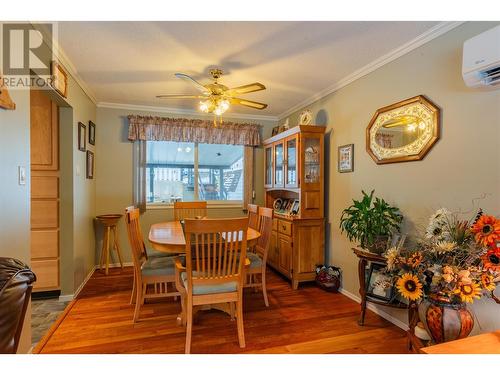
left=462, top=25, right=500, bottom=88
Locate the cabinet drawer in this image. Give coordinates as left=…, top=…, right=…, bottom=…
left=31, top=200, right=58, bottom=229
left=31, top=229, right=59, bottom=259
left=31, top=259, right=59, bottom=290
left=278, top=219, right=292, bottom=236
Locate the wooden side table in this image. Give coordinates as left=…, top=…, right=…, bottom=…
left=421, top=330, right=500, bottom=354
left=96, top=214, right=124, bottom=275
left=352, top=248, right=419, bottom=351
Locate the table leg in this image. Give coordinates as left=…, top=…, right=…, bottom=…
left=112, top=225, right=124, bottom=269
left=358, top=258, right=367, bottom=326
left=105, top=226, right=110, bottom=275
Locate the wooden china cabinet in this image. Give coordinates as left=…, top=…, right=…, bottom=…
left=263, top=125, right=325, bottom=289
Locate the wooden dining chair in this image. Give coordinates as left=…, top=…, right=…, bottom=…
left=125, top=208, right=180, bottom=322
left=244, top=207, right=273, bottom=307
left=174, top=217, right=249, bottom=354
left=125, top=206, right=169, bottom=305
left=173, top=201, right=207, bottom=221
left=247, top=204, right=259, bottom=231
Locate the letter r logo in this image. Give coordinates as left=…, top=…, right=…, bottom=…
left=2, top=23, right=52, bottom=76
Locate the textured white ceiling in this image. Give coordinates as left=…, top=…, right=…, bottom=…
left=58, top=21, right=440, bottom=117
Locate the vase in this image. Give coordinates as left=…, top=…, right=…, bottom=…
left=366, top=235, right=389, bottom=254
left=418, top=296, right=474, bottom=344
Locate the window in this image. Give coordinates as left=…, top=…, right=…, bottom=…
left=146, top=141, right=244, bottom=204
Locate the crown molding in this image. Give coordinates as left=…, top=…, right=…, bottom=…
left=278, top=21, right=465, bottom=120
left=30, top=22, right=98, bottom=104
left=51, top=38, right=98, bottom=104
left=97, top=102, right=279, bottom=122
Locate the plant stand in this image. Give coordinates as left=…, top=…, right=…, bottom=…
left=352, top=248, right=419, bottom=351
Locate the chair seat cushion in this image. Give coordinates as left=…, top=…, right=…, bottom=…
left=181, top=272, right=237, bottom=295
left=142, top=256, right=181, bottom=277
left=146, top=248, right=169, bottom=258
left=247, top=253, right=263, bottom=269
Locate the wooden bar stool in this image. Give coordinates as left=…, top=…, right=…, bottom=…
left=96, top=214, right=124, bottom=275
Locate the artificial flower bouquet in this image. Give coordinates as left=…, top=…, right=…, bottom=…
left=383, top=208, right=500, bottom=304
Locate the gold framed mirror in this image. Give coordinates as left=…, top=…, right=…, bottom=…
left=366, top=95, right=440, bottom=164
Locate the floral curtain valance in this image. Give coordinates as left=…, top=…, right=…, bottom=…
left=127, top=115, right=262, bottom=146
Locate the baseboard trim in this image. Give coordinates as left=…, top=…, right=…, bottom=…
left=58, top=265, right=96, bottom=302
left=339, top=288, right=409, bottom=331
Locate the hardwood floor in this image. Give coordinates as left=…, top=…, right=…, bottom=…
left=34, top=266, right=409, bottom=354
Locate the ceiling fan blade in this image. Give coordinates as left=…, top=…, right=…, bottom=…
left=226, top=82, right=266, bottom=96
left=231, top=98, right=268, bottom=110
left=156, top=94, right=207, bottom=99
left=175, top=73, right=210, bottom=93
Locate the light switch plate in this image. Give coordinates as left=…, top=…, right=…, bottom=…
left=76, top=166, right=81, bottom=176
left=18, top=166, right=26, bottom=185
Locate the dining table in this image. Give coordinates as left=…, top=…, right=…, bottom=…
left=148, top=220, right=261, bottom=253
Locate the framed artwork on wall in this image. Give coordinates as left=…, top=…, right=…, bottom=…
left=51, top=61, right=68, bottom=98
left=86, top=150, right=94, bottom=179
left=338, top=144, right=354, bottom=173
left=88, top=121, right=96, bottom=145
left=78, top=122, right=86, bottom=151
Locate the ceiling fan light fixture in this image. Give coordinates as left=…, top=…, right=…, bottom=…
left=199, top=99, right=212, bottom=113
left=160, top=69, right=267, bottom=114
left=213, top=99, right=230, bottom=116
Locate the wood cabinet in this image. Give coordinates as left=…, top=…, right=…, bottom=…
left=263, top=125, right=326, bottom=289
left=30, top=90, right=60, bottom=292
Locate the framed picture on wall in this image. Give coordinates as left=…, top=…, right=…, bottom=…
left=78, top=122, right=86, bottom=151
left=338, top=144, right=354, bottom=173
left=86, top=150, right=94, bottom=179
left=88, top=121, right=96, bottom=145
left=51, top=61, right=68, bottom=98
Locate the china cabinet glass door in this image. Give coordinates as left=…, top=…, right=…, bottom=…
left=285, top=135, right=298, bottom=188
left=274, top=142, right=284, bottom=187
left=264, top=145, right=273, bottom=187
left=302, top=136, right=321, bottom=187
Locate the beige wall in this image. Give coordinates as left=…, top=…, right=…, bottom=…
left=0, top=21, right=97, bottom=350
left=63, top=77, right=97, bottom=295
left=284, top=22, right=500, bottom=332
left=0, top=85, right=32, bottom=353
left=95, top=107, right=276, bottom=264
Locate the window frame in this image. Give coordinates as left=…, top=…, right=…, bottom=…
left=145, top=141, right=245, bottom=209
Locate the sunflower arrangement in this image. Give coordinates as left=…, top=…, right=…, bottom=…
left=384, top=208, right=500, bottom=305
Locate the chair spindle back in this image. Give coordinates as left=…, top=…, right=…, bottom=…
left=174, top=201, right=208, bottom=221
left=255, top=207, right=273, bottom=262
left=183, top=217, right=249, bottom=289
left=247, top=204, right=259, bottom=231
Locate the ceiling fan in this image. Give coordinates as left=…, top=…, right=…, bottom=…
left=156, top=68, right=268, bottom=116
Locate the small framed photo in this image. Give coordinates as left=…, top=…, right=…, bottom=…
left=271, top=126, right=280, bottom=136
left=290, top=199, right=300, bottom=216
left=88, top=121, right=96, bottom=145
left=51, top=61, right=68, bottom=98
left=366, top=263, right=394, bottom=302
left=78, top=122, right=86, bottom=151
left=338, top=144, right=354, bottom=173
left=86, top=150, right=94, bottom=179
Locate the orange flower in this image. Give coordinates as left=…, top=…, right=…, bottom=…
left=471, top=215, right=500, bottom=247
left=482, top=248, right=500, bottom=272
left=407, top=252, right=423, bottom=268
left=481, top=274, right=496, bottom=292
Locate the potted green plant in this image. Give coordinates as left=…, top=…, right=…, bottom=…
left=340, top=190, right=403, bottom=254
